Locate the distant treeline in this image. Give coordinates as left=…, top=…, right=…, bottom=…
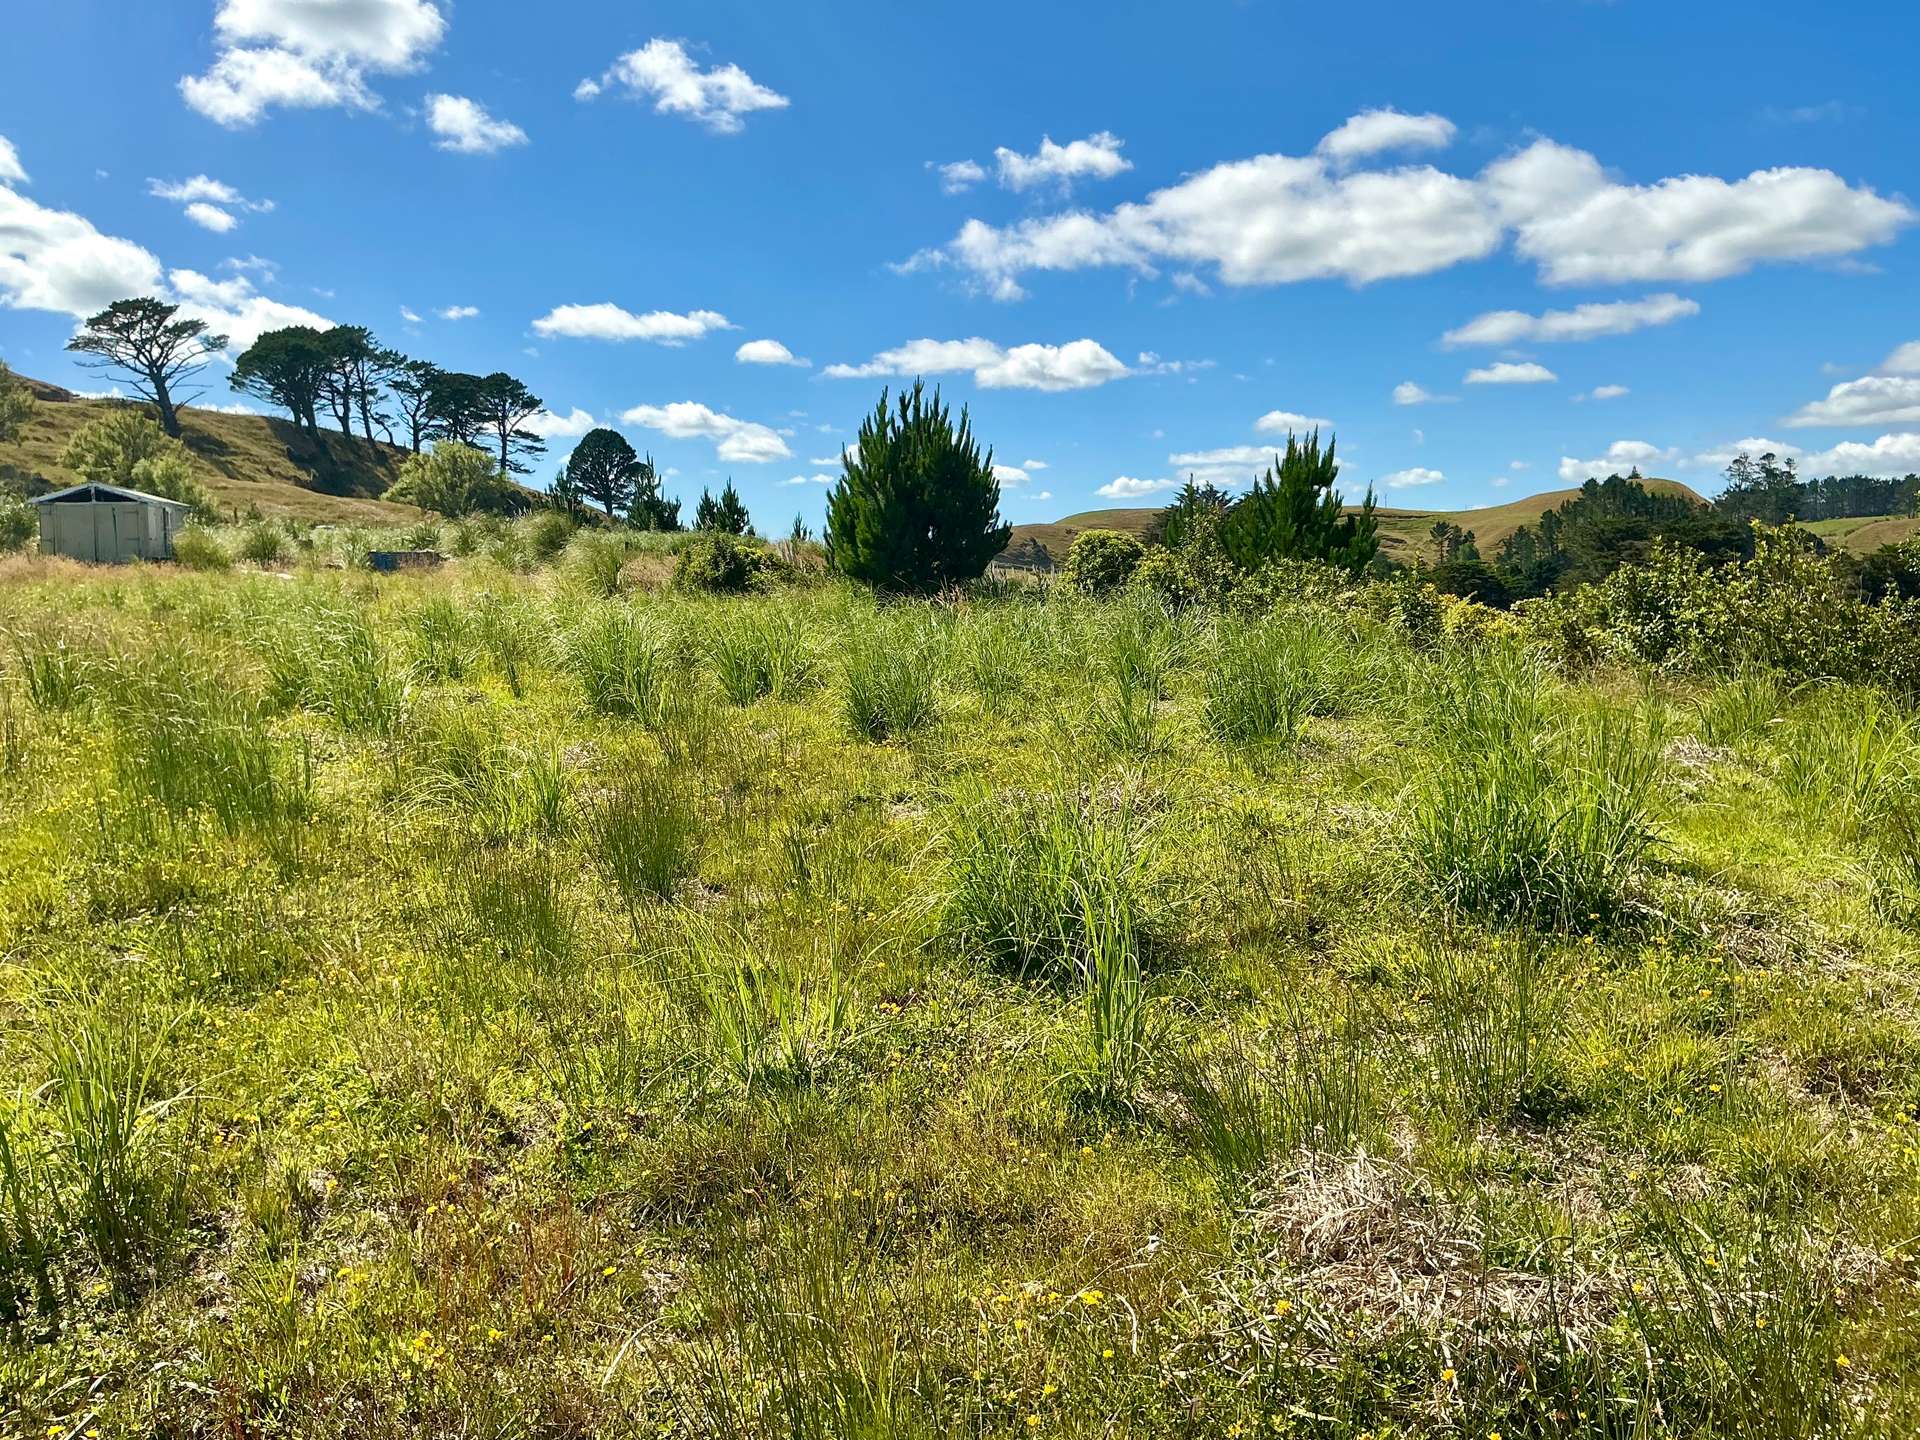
left=1421, top=455, right=1919, bottom=607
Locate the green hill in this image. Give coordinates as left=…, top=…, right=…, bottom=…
left=1, top=378, right=423, bottom=525
left=1001, top=478, right=1712, bottom=568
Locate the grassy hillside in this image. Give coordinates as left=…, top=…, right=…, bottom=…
left=1004, top=479, right=1712, bottom=567
left=1805, top=513, right=1920, bottom=553
left=0, top=378, right=423, bottom=525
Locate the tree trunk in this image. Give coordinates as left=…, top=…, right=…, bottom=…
left=153, top=378, right=180, bottom=437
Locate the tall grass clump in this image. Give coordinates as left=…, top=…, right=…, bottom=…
left=1410, top=653, right=1662, bottom=928
left=1697, top=668, right=1788, bottom=749
left=679, top=923, right=854, bottom=1094
left=1408, top=934, right=1565, bottom=1121
left=408, top=717, right=569, bottom=842
left=1624, top=1213, right=1848, bottom=1440
left=941, top=782, right=1152, bottom=981
left=39, top=1005, right=198, bottom=1297
left=586, top=767, right=698, bottom=913
left=405, top=594, right=477, bottom=681
left=564, top=604, right=670, bottom=720
left=8, top=624, right=98, bottom=712
left=1202, top=612, right=1350, bottom=748
left=473, top=591, right=544, bottom=698
left=842, top=619, right=940, bottom=741
left=264, top=600, right=408, bottom=735
left=710, top=607, right=818, bottom=705
left=1774, top=686, right=1915, bottom=836
left=1064, top=889, right=1157, bottom=1114
left=1171, top=1001, right=1377, bottom=1182
left=110, top=658, right=313, bottom=842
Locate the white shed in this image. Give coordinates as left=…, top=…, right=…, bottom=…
left=28, top=482, right=190, bottom=563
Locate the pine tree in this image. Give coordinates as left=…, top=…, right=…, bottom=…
left=567, top=428, right=641, bottom=518
left=824, top=381, right=1011, bottom=594
left=1217, top=431, right=1377, bottom=574
left=694, top=479, right=752, bottom=534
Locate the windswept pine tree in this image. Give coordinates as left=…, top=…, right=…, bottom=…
left=825, top=380, right=1011, bottom=594
left=1218, top=430, right=1378, bottom=574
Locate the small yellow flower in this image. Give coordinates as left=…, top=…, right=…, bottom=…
left=1442, top=1367, right=1456, bottom=1382
left=1836, top=1354, right=1852, bottom=1369
left=487, top=1327, right=504, bottom=1341
left=1273, top=1298, right=1292, bottom=1316
left=1027, top=1417, right=1041, bottom=1429
left=1102, top=1348, right=1115, bottom=1359
left=602, top=1265, right=617, bottom=1277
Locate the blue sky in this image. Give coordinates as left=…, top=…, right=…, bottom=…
left=4, top=1, right=1919, bottom=530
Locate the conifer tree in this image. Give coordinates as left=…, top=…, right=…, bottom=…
left=1217, top=431, right=1377, bottom=574
left=567, top=427, right=641, bottom=518
left=694, top=479, right=753, bottom=534
left=824, top=380, right=1010, bottom=594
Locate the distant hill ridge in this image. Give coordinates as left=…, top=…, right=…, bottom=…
left=1, top=378, right=422, bottom=525
left=1003, top=478, right=1719, bottom=568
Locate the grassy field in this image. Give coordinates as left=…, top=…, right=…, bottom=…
left=2, top=546, right=1918, bottom=1437
left=1003, top=480, right=1713, bottom=568
left=1803, top=515, right=1920, bottom=553
left=0, top=382, right=422, bottom=526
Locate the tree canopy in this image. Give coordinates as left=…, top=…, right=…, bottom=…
left=1216, top=431, right=1378, bottom=574
left=566, top=428, right=641, bottom=518
left=694, top=480, right=752, bottom=535
left=824, top=381, right=1010, bottom=594
left=66, top=298, right=226, bottom=438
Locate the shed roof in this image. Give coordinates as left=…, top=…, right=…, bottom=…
left=28, top=482, right=192, bottom=510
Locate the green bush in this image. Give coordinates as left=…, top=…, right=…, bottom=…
left=1062, top=529, right=1146, bottom=596
left=674, top=532, right=770, bottom=594
left=235, top=520, right=287, bottom=567
left=1127, top=547, right=1196, bottom=607
left=0, top=494, right=36, bottom=554
left=60, top=410, right=211, bottom=514
left=171, top=527, right=231, bottom=571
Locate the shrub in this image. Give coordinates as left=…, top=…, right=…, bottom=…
left=525, top=510, right=577, bottom=563
left=1128, top=547, right=1196, bottom=607
left=1062, top=529, right=1146, bottom=596
left=387, top=442, right=514, bottom=518
left=235, top=520, right=286, bottom=567
left=0, top=494, right=37, bottom=554
left=674, top=532, right=770, bottom=594
left=170, top=527, right=231, bottom=571
left=60, top=410, right=210, bottom=513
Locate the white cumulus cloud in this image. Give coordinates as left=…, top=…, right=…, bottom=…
left=932, top=159, right=986, bottom=194
left=1393, top=381, right=1440, bottom=406
left=438, top=304, right=479, bottom=320
left=620, top=401, right=791, bottom=463
left=1883, top=341, right=1920, bottom=375
left=1316, top=108, right=1455, bottom=163
left=1587, top=384, right=1631, bottom=400
left=1465, top=361, right=1557, bottom=385
left=533, top=303, right=732, bottom=343
left=736, top=338, right=808, bottom=366
left=184, top=202, right=238, bottom=233
left=577, top=39, right=788, bottom=134
left=1098, top=476, right=1177, bottom=499
left=1796, top=431, right=1920, bottom=477
left=823, top=336, right=1129, bottom=392
left=523, top=407, right=597, bottom=439
left=1380, top=466, right=1445, bottom=489
left=0, top=136, right=27, bottom=186
left=180, top=0, right=446, bottom=127
left=426, top=94, right=527, bottom=154
left=1558, top=440, right=1679, bottom=484
left=1442, top=293, right=1699, bottom=347
left=994, top=132, right=1131, bottom=192
left=1255, top=409, right=1332, bottom=433
left=1788, top=374, right=1920, bottom=429
left=910, top=120, right=1910, bottom=300
left=150, top=174, right=273, bottom=231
